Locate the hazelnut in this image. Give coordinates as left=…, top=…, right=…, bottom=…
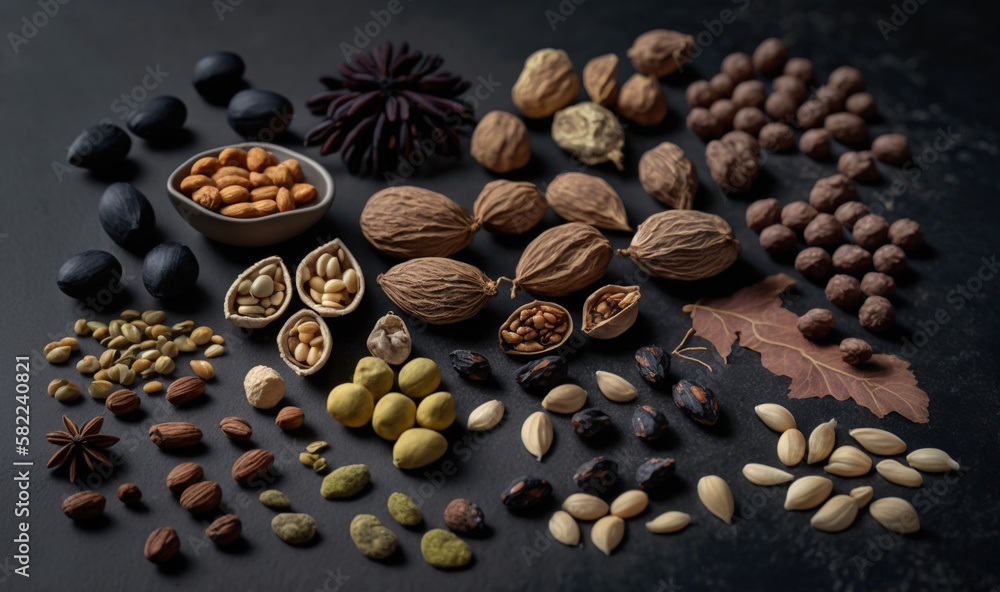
left=470, top=111, right=531, bottom=173
left=784, top=57, right=815, bottom=82
left=781, top=200, right=818, bottom=232
left=773, top=75, right=807, bottom=104
left=825, top=112, right=868, bottom=146
left=193, top=186, right=222, bottom=211
left=582, top=53, right=620, bottom=108
left=816, top=85, right=847, bottom=113
left=117, top=482, right=142, bottom=506
left=832, top=244, right=873, bottom=276
left=809, top=174, right=857, bottom=213
left=745, top=198, right=782, bottom=232
left=872, top=134, right=911, bottom=165
left=275, top=406, right=305, bottom=430
left=795, top=247, right=833, bottom=279
left=797, top=308, right=834, bottom=341
left=722, top=130, right=760, bottom=156
left=800, top=129, right=831, bottom=160
left=838, top=151, right=880, bottom=184
left=686, top=80, right=716, bottom=108
left=706, top=131, right=761, bottom=193
left=627, top=29, right=696, bottom=77
left=732, top=80, right=766, bottom=109
left=764, top=92, right=797, bottom=122
left=752, top=38, right=788, bottom=74
left=873, top=244, right=907, bottom=276
left=760, top=224, right=797, bottom=255
left=845, top=92, right=877, bottom=119
left=859, top=295, right=895, bottom=332
left=511, top=49, right=580, bottom=119
left=852, top=214, right=890, bottom=250
left=686, top=108, right=724, bottom=140
left=709, top=99, right=737, bottom=128
left=834, top=201, right=870, bottom=229
left=861, top=272, right=896, bottom=298
left=721, top=52, right=755, bottom=83
left=733, top=107, right=766, bottom=136
left=709, top=73, right=735, bottom=98
left=796, top=99, right=829, bottom=129
left=825, top=274, right=863, bottom=307
left=840, top=338, right=873, bottom=365
left=828, top=66, right=866, bottom=95
left=803, top=213, right=843, bottom=247
left=443, top=498, right=485, bottom=534
left=759, top=122, right=795, bottom=153
left=618, top=74, right=668, bottom=127
left=889, top=218, right=923, bottom=252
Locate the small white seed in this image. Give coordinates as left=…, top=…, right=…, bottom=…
left=742, top=463, right=794, bottom=486
left=645, top=511, right=691, bottom=534
left=591, top=515, right=625, bottom=556
left=905, top=448, right=960, bottom=473
left=875, top=459, right=923, bottom=487
left=849, top=427, right=907, bottom=456
left=777, top=428, right=806, bottom=466
left=697, top=475, right=734, bottom=524
left=754, top=403, right=796, bottom=433
left=869, top=497, right=920, bottom=534
left=807, top=418, right=837, bottom=464
left=548, top=511, right=580, bottom=546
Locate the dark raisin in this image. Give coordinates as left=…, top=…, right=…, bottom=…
left=631, top=405, right=669, bottom=441
left=449, top=350, right=493, bottom=382
left=573, top=457, right=619, bottom=494
left=634, top=345, right=671, bottom=387
left=672, top=379, right=720, bottom=425
left=514, top=355, right=568, bottom=393
left=500, top=476, right=552, bottom=511
left=571, top=409, right=611, bottom=438
left=635, top=458, right=676, bottom=491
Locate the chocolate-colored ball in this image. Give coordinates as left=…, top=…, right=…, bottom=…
left=686, top=80, right=716, bottom=108
left=781, top=201, right=819, bottom=232
left=709, top=99, right=737, bottom=128
left=773, top=75, right=807, bottom=104
left=834, top=201, right=870, bottom=229
left=861, top=272, right=896, bottom=298
left=873, top=244, right=907, bottom=276
left=838, top=151, right=880, bottom=183
left=828, top=66, right=866, bottom=95
left=759, top=122, right=795, bottom=153
left=852, top=214, right=890, bottom=250
left=687, top=108, right=724, bottom=140
left=795, top=247, right=832, bottom=279
left=732, top=80, right=766, bottom=109
left=845, top=92, right=877, bottom=119
left=796, top=99, right=829, bottom=129
left=809, top=174, right=857, bottom=213
left=760, top=224, right=797, bottom=255
left=816, top=85, right=847, bottom=113
left=804, top=213, right=843, bottom=247
left=825, top=274, right=863, bottom=307
left=118, top=482, right=142, bottom=505
left=784, top=57, right=815, bottom=82
left=832, top=244, right=873, bottom=276
left=797, top=308, right=835, bottom=341
left=889, top=218, right=924, bottom=252
left=859, top=295, right=895, bottom=332
left=733, top=107, right=767, bottom=136
left=800, top=129, right=831, bottom=160
left=825, top=112, right=868, bottom=146
left=721, top=52, right=755, bottom=83
left=872, top=133, right=911, bottom=165
left=752, top=37, right=788, bottom=75
left=746, top=198, right=782, bottom=232
left=764, top=92, right=797, bottom=122
left=840, top=338, right=873, bottom=365
left=709, top=73, right=735, bottom=98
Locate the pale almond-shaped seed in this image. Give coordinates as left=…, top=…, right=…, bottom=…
left=849, top=427, right=907, bottom=456
left=548, top=510, right=581, bottom=546
left=645, top=511, right=691, bottom=534
left=849, top=485, right=874, bottom=508
left=562, top=493, right=610, bottom=521
left=754, top=403, right=796, bottom=433
left=784, top=475, right=833, bottom=510
left=807, top=418, right=837, bottom=464
left=810, top=494, right=859, bottom=533
left=591, top=515, right=625, bottom=556
left=520, top=411, right=553, bottom=461
left=905, top=448, right=959, bottom=473
left=610, top=490, right=648, bottom=519
left=190, top=360, right=214, bottom=380
left=824, top=445, right=872, bottom=477
left=875, top=459, right=923, bottom=487
left=742, top=463, right=794, bottom=486
left=777, top=428, right=806, bottom=466
left=869, top=497, right=920, bottom=534
left=541, top=384, right=588, bottom=414
left=595, top=370, right=637, bottom=403
left=467, top=400, right=505, bottom=431
left=697, top=475, right=734, bottom=524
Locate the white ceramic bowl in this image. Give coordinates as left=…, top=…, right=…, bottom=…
left=166, top=142, right=334, bottom=247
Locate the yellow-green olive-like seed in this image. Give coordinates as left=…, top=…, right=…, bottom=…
left=353, top=357, right=395, bottom=401
left=372, top=393, right=416, bottom=441
left=392, top=428, right=448, bottom=469
left=416, top=392, right=456, bottom=431
left=326, top=383, right=375, bottom=428
left=398, top=358, right=442, bottom=399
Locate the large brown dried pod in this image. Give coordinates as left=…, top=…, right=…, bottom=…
left=513, top=223, right=612, bottom=297
left=545, top=173, right=631, bottom=231
left=360, top=186, right=479, bottom=259
left=473, top=180, right=547, bottom=235
left=618, top=211, right=740, bottom=280
left=512, top=49, right=580, bottom=119
left=377, top=258, right=502, bottom=325
left=639, top=142, right=698, bottom=210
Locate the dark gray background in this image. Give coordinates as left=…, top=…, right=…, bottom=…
left=2, top=0, right=999, bottom=591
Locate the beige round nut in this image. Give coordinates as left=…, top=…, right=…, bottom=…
left=244, top=365, right=285, bottom=409
left=470, top=111, right=531, bottom=173
left=511, top=48, right=580, bottom=119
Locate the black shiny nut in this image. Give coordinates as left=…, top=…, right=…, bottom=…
left=573, top=457, right=619, bottom=494
left=193, top=51, right=246, bottom=103
left=127, top=95, right=187, bottom=141
left=571, top=408, right=611, bottom=438
left=449, top=350, right=493, bottom=382
left=142, top=242, right=199, bottom=300
left=227, top=89, right=293, bottom=139
left=672, top=379, right=720, bottom=425
left=443, top=498, right=485, bottom=534
left=500, top=476, right=552, bottom=511
left=57, top=250, right=123, bottom=301
left=632, top=405, right=669, bottom=441
left=636, top=458, right=676, bottom=491
left=514, top=355, right=568, bottom=393
left=67, top=122, right=131, bottom=169
left=99, top=183, right=156, bottom=252
left=635, top=345, right=671, bottom=387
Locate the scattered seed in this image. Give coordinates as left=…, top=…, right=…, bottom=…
left=561, top=493, right=609, bottom=521
left=905, top=448, right=959, bottom=473
left=259, top=489, right=291, bottom=510
left=742, top=463, right=794, bottom=486
left=520, top=411, right=553, bottom=461
left=754, top=403, right=796, bottom=433
left=548, top=511, right=580, bottom=546
left=875, top=459, right=923, bottom=487
left=810, top=494, right=859, bottom=533
left=777, top=428, right=806, bottom=466
left=849, top=485, right=874, bottom=508
left=595, top=370, right=638, bottom=402
left=784, top=476, right=833, bottom=510
left=467, top=399, right=505, bottom=432
left=305, top=441, right=328, bottom=454
left=697, top=475, right=734, bottom=524
left=143, top=381, right=163, bottom=394
left=869, top=497, right=920, bottom=534
left=591, top=515, right=625, bottom=555
left=824, top=445, right=872, bottom=477
left=190, top=360, right=215, bottom=380
left=807, top=418, right=837, bottom=464
left=645, top=511, right=691, bottom=534
left=849, top=427, right=906, bottom=456
left=205, top=344, right=225, bottom=358
left=610, top=490, right=648, bottom=518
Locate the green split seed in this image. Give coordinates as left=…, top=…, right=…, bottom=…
left=305, top=441, right=328, bottom=454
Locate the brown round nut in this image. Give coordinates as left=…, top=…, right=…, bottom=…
left=773, top=75, right=807, bottom=104
left=759, top=122, right=795, bottom=153
left=627, top=29, right=695, bottom=77
left=800, top=129, right=832, bottom=160
left=746, top=198, right=782, bottom=232
left=443, top=498, right=485, bottom=534
left=797, top=99, right=829, bottom=129
left=828, top=66, right=866, bottom=95
left=797, top=308, right=835, bottom=341
left=618, top=74, right=668, bottom=126
left=859, top=296, right=895, bottom=332
left=872, top=134, right=911, bottom=165
left=861, top=272, right=897, bottom=298
left=179, top=480, right=223, bottom=514
left=192, top=186, right=222, bottom=211
left=721, top=52, right=755, bottom=83
left=117, top=482, right=142, bottom=505
left=852, top=214, right=890, bottom=250
left=795, top=247, right=833, bottom=279
left=873, top=244, right=907, bottom=276
left=803, top=213, right=843, bottom=247
left=166, top=462, right=204, bottom=494
left=764, top=92, right=797, bottom=122
left=781, top=201, right=819, bottom=232
left=732, top=80, right=766, bottom=109
left=834, top=201, right=870, bottom=229
left=833, top=244, right=874, bottom=276
left=709, top=99, right=737, bottom=128
left=840, top=338, right=873, bottom=365
left=706, top=131, right=761, bottom=193
left=220, top=416, right=252, bottom=442
left=784, top=57, right=815, bottom=82
left=816, top=85, right=847, bottom=113
left=511, top=49, right=579, bottom=119
left=206, top=514, right=242, bottom=547
left=838, top=151, right=880, bottom=183
left=470, top=111, right=531, bottom=173
left=582, top=53, right=620, bottom=108
left=845, top=92, right=877, bottom=119
left=709, top=73, right=735, bottom=98
left=809, top=174, right=857, bottom=213
left=144, top=527, right=180, bottom=564
left=687, top=108, right=724, bottom=140
left=760, top=224, right=797, bottom=255
left=825, top=112, right=868, bottom=146
left=686, top=80, right=715, bottom=108
left=275, top=406, right=305, bottom=431
left=105, top=389, right=140, bottom=416
left=826, top=274, right=863, bottom=307
left=888, top=219, right=923, bottom=252
left=733, top=107, right=766, bottom=136
left=475, top=180, right=547, bottom=235
left=752, top=38, right=788, bottom=75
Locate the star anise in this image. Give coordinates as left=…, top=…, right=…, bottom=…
left=47, top=415, right=119, bottom=482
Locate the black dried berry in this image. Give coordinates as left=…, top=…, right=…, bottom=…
left=193, top=51, right=246, bottom=103
left=127, top=95, right=187, bottom=141
left=142, top=242, right=199, bottom=300
left=571, top=409, right=611, bottom=438
left=634, top=345, right=671, bottom=387
left=449, top=350, right=493, bottom=382
left=672, top=379, right=720, bottom=425
left=66, top=122, right=131, bottom=169
left=514, top=355, right=568, bottom=393
left=57, top=250, right=123, bottom=301
left=227, top=89, right=293, bottom=139
left=500, top=476, right=552, bottom=511
left=98, top=183, right=156, bottom=252
left=573, top=457, right=619, bottom=494
left=635, top=458, right=676, bottom=491
left=631, top=405, right=669, bottom=441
